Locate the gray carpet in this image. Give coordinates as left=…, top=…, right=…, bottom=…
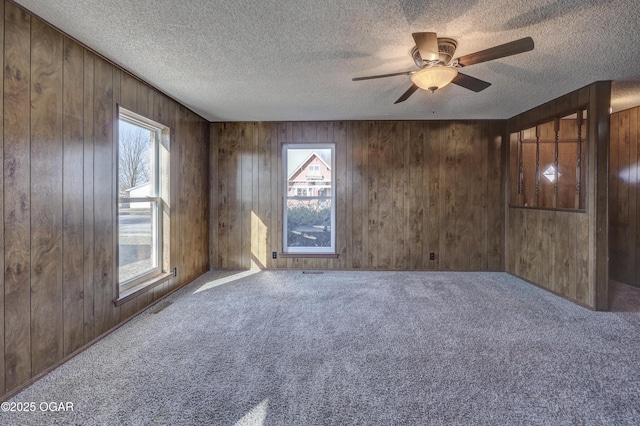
left=5, top=271, right=640, bottom=425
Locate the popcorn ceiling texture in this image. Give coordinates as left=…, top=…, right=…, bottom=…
left=14, top=0, right=640, bottom=121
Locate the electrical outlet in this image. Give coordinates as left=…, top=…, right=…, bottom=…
left=429, top=253, right=435, bottom=260
left=272, top=251, right=278, bottom=259
left=173, top=267, right=177, bottom=277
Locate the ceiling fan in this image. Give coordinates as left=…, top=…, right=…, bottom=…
left=353, top=32, right=534, bottom=104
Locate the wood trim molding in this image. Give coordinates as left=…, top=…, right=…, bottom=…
left=113, top=272, right=173, bottom=306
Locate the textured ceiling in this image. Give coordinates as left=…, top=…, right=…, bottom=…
left=14, top=0, right=640, bottom=121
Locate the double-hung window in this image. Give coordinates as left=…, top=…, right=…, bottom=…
left=283, top=144, right=335, bottom=254
left=117, top=107, right=170, bottom=294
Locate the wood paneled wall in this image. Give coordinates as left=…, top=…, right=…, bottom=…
left=1, top=0, right=209, bottom=399
left=609, top=106, right=640, bottom=287
left=210, top=120, right=504, bottom=271
left=506, top=82, right=611, bottom=310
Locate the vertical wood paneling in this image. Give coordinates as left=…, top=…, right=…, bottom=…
left=334, top=121, right=347, bottom=270
left=209, top=125, right=218, bottom=269
left=507, top=209, right=517, bottom=273
left=360, top=122, right=369, bottom=270
left=216, top=123, right=229, bottom=269
left=0, top=0, right=4, bottom=395
left=610, top=105, right=640, bottom=288
left=401, top=123, right=411, bottom=269
left=196, top=116, right=209, bottom=278
left=519, top=208, right=530, bottom=280
left=174, top=106, right=185, bottom=278
left=351, top=122, right=364, bottom=268
left=488, top=124, right=503, bottom=270
left=443, top=123, right=457, bottom=270
left=480, top=124, right=490, bottom=270
left=537, top=210, right=551, bottom=289
left=240, top=122, right=253, bottom=270
left=258, top=122, right=271, bottom=268
left=628, top=108, right=638, bottom=286
left=269, top=124, right=279, bottom=268
left=590, top=82, right=610, bottom=310
left=576, top=213, right=589, bottom=303
left=391, top=122, right=405, bottom=269
left=227, top=123, right=241, bottom=268
left=507, top=81, right=611, bottom=309
left=212, top=120, right=505, bottom=273
left=609, top=113, right=620, bottom=236
left=341, top=121, right=352, bottom=270
left=367, top=121, right=379, bottom=268
left=30, top=18, right=64, bottom=375
left=251, top=121, right=260, bottom=269
left=555, top=211, right=570, bottom=296
left=409, top=122, right=424, bottom=269
left=119, top=72, right=136, bottom=111
left=1, top=1, right=210, bottom=399
left=4, top=2, right=31, bottom=392
left=470, top=123, right=484, bottom=270
left=610, top=110, right=631, bottom=236
left=92, top=57, right=114, bottom=336
left=82, top=49, right=95, bottom=344
left=62, top=37, right=85, bottom=356
left=427, top=124, right=441, bottom=269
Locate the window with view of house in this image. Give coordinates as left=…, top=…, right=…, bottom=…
left=117, top=107, right=170, bottom=295
left=283, top=144, right=335, bottom=254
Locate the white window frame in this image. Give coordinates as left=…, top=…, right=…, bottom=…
left=117, top=107, right=166, bottom=293
left=283, top=144, right=336, bottom=254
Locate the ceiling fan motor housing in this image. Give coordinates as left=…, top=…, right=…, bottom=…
left=412, top=38, right=458, bottom=67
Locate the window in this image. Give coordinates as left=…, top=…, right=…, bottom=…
left=283, top=144, right=335, bottom=254
left=117, top=107, right=170, bottom=294
left=509, top=109, right=587, bottom=210
left=308, top=164, right=321, bottom=178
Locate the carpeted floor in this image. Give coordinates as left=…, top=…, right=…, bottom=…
left=5, top=271, right=640, bottom=425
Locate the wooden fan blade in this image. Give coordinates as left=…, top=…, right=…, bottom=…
left=394, top=84, right=419, bottom=104
left=412, top=32, right=439, bottom=62
left=456, top=37, right=534, bottom=67
left=451, top=72, right=491, bottom=92
left=352, top=70, right=414, bottom=81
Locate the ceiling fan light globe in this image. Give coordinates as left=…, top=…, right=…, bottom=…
left=410, top=66, right=458, bottom=91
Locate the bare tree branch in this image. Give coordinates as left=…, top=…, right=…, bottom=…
left=119, top=127, right=151, bottom=194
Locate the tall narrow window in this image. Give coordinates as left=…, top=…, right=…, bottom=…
left=117, top=107, right=170, bottom=293
left=283, top=144, right=335, bottom=254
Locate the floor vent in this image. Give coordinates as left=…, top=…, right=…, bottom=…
left=302, top=271, right=324, bottom=274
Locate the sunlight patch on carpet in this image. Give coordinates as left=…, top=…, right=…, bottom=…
left=233, top=398, right=269, bottom=426
left=193, top=270, right=260, bottom=294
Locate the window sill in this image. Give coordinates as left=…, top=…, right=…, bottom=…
left=279, top=253, right=339, bottom=259
left=114, top=272, right=173, bottom=306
